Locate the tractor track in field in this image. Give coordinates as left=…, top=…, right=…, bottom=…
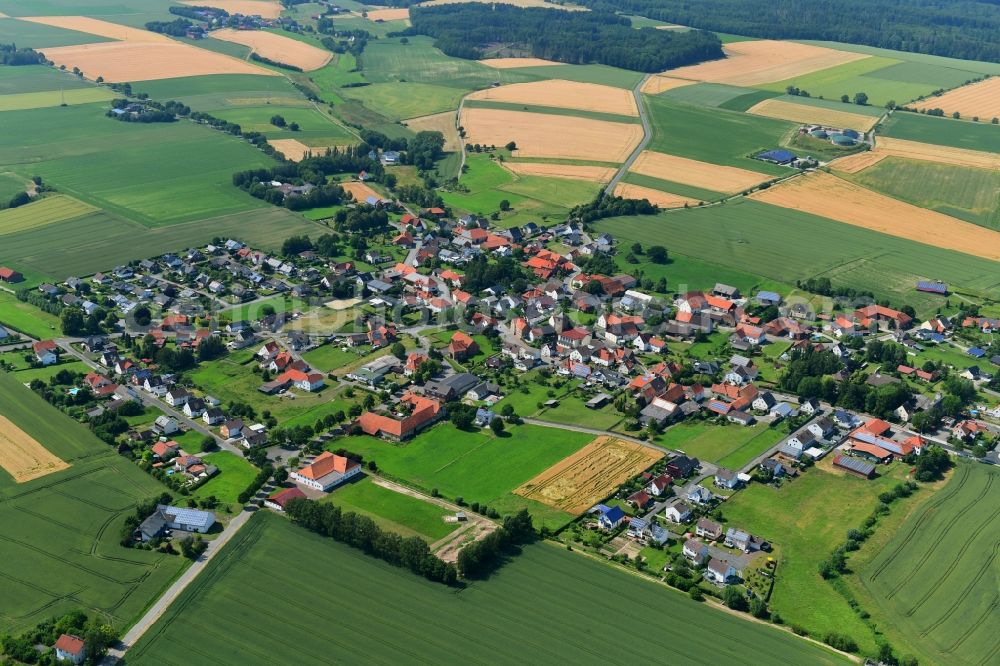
left=918, top=540, right=1000, bottom=638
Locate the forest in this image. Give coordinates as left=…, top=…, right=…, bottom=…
left=405, top=4, right=723, bottom=72
left=578, top=0, right=1000, bottom=63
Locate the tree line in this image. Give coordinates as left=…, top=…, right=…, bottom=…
left=405, top=4, right=723, bottom=72
left=579, top=0, right=1000, bottom=64
left=569, top=192, right=659, bottom=223
left=0, top=43, right=45, bottom=65
left=455, top=509, right=536, bottom=577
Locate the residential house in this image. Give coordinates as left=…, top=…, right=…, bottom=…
left=725, top=527, right=767, bottom=553
left=150, top=440, right=179, bottom=460
left=264, top=487, right=307, bottom=512
left=33, top=340, right=58, bottom=366
left=153, top=415, right=179, bottom=436
left=597, top=504, right=626, bottom=530
left=663, top=498, right=693, bottom=523
left=705, top=558, right=740, bottom=584
left=54, top=635, right=86, bottom=664
left=683, top=539, right=711, bottom=566
left=714, top=467, right=740, bottom=490
left=627, top=490, right=653, bottom=510
left=647, top=473, right=673, bottom=496
left=137, top=504, right=216, bottom=540
left=696, top=518, right=724, bottom=541
left=290, top=452, right=362, bottom=491
left=446, top=331, right=479, bottom=361
left=667, top=455, right=699, bottom=478
left=203, top=408, right=225, bottom=426
left=687, top=485, right=714, bottom=506
left=356, top=393, right=442, bottom=441
left=220, top=419, right=243, bottom=439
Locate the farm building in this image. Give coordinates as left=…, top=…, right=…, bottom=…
left=291, top=452, right=362, bottom=491
left=0, top=266, right=24, bottom=283
left=137, top=505, right=216, bottom=541
left=916, top=281, right=948, bottom=295
left=833, top=454, right=876, bottom=479
left=54, top=634, right=86, bottom=664
left=264, top=487, right=307, bottom=511
left=756, top=149, right=796, bottom=165
left=829, top=133, right=858, bottom=146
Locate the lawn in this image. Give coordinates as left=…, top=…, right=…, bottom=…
left=846, top=156, right=1000, bottom=230
left=0, top=290, right=61, bottom=338
left=848, top=462, right=999, bottom=666
left=322, top=475, right=458, bottom=541
left=11, top=359, right=89, bottom=383
left=190, top=451, right=258, bottom=506
left=644, top=96, right=794, bottom=175
left=338, top=422, right=593, bottom=529
left=616, top=250, right=790, bottom=297
left=722, top=459, right=917, bottom=655
left=221, top=295, right=308, bottom=323
left=0, top=373, right=186, bottom=635
left=880, top=111, right=1000, bottom=153
left=127, top=512, right=849, bottom=665
left=655, top=422, right=784, bottom=469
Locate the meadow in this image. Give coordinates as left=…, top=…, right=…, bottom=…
left=127, top=512, right=850, bottom=665
left=656, top=82, right=763, bottom=107
left=722, top=459, right=919, bottom=656
left=0, top=86, right=115, bottom=111
left=881, top=111, right=1000, bottom=153
left=0, top=194, right=97, bottom=235
left=847, top=156, right=1000, bottom=229
left=850, top=462, right=999, bottom=666
left=0, top=16, right=106, bottom=48
left=339, top=422, right=593, bottom=529
left=322, top=476, right=458, bottom=542
left=0, top=65, right=94, bottom=94
left=0, top=291, right=60, bottom=338
left=340, top=81, right=467, bottom=120
left=657, top=422, right=784, bottom=470
left=190, top=451, right=259, bottom=506
left=499, top=62, right=644, bottom=89
left=128, top=73, right=304, bottom=109
left=0, top=372, right=186, bottom=635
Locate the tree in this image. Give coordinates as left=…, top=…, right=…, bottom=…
left=853, top=92, right=869, bottom=105
left=270, top=114, right=286, bottom=127
left=489, top=416, right=505, bottom=435
left=749, top=597, right=769, bottom=619
left=133, top=305, right=152, bottom=327
left=197, top=335, right=226, bottom=361
left=61, top=307, right=85, bottom=335
left=840, top=94, right=850, bottom=103
left=647, top=245, right=668, bottom=264
left=505, top=140, right=517, bottom=151
left=722, top=584, right=748, bottom=611
left=498, top=199, right=511, bottom=211
left=391, top=341, right=407, bottom=360
left=630, top=242, right=644, bottom=255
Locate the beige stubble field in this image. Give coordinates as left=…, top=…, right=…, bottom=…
left=211, top=28, right=332, bottom=71
left=629, top=150, right=770, bottom=193
left=0, top=415, right=69, bottom=483
left=466, top=79, right=638, bottom=116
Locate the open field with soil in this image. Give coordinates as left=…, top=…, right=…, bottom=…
left=502, top=161, right=616, bottom=182
left=666, top=40, right=867, bottom=86
left=0, top=413, right=69, bottom=483
left=629, top=149, right=771, bottom=194
left=479, top=57, right=563, bottom=69
left=268, top=138, right=341, bottom=161
left=127, top=512, right=850, bottom=665
left=466, top=79, right=638, bottom=116
left=747, top=97, right=879, bottom=132
left=0, top=373, right=186, bottom=635
left=915, top=76, right=1000, bottom=121
left=0, top=195, right=97, bottom=235
left=851, top=462, right=999, bottom=666
left=613, top=182, right=700, bottom=208
left=340, top=180, right=383, bottom=203
left=212, top=28, right=331, bottom=71
left=323, top=476, right=457, bottom=542
left=641, top=75, right=696, bottom=95
left=460, top=107, right=643, bottom=162
left=403, top=110, right=460, bottom=151
left=750, top=170, right=1000, bottom=261
left=515, top=436, right=662, bottom=515
left=181, top=0, right=282, bottom=18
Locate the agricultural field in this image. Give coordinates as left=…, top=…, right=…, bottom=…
left=0, top=16, right=107, bottom=48
left=466, top=79, right=638, bottom=116
left=656, top=422, right=785, bottom=470
left=881, top=111, right=1000, bottom=153
left=722, top=458, right=920, bottom=656
left=0, top=85, right=115, bottom=110
left=125, top=73, right=304, bottom=108
left=746, top=97, right=881, bottom=132
left=127, top=512, right=849, bottom=665
left=0, top=65, right=94, bottom=95
left=620, top=171, right=724, bottom=203
left=628, top=149, right=771, bottom=194
left=340, top=81, right=466, bottom=120
left=340, top=422, right=593, bottom=529
left=846, top=157, right=1000, bottom=229
left=514, top=436, right=662, bottom=514
left=0, top=372, right=187, bottom=635
left=0, top=194, right=97, bottom=234
left=211, top=28, right=331, bottom=71
left=849, top=462, right=1000, bottom=666
left=612, top=182, right=700, bottom=208
left=322, top=476, right=458, bottom=542
left=914, top=76, right=1000, bottom=121
left=181, top=0, right=283, bottom=19
left=0, top=411, right=69, bottom=483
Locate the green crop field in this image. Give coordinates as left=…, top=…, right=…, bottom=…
left=0, top=290, right=60, bottom=338
left=655, top=82, right=761, bottom=107
left=0, top=194, right=98, bottom=234
left=206, top=105, right=354, bottom=144
left=129, top=74, right=304, bottom=108
left=0, top=16, right=107, bottom=48
left=723, top=460, right=918, bottom=655
left=758, top=56, right=938, bottom=107
left=656, top=422, right=784, bottom=469
left=0, top=206, right=319, bottom=281
left=881, top=111, right=1000, bottom=152
left=847, top=156, right=1000, bottom=229
left=0, top=65, right=93, bottom=95
left=0, top=372, right=187, bottom=635
left=621, top=172, right=724, bottom=202
left=796, top=40, right=1000, bottom=77
left=593, top=198, right=1000, bottom=314
left=849, top=462, right=999, bottom=666
left=322, top=476, right=458, bottom=541
left=127, top=512, right=848, bottom=665
left=718, top=88, right=784, bottom=112
left=500, top=63, right=644, bottom=89
left=464, top=98, right=640, bottom=124
left=340, top=81, right=467, bottom=120
left=338, top=422, right=593, bottom=529
left=0, top=86, right=115, bottom=111
left=0, top=171, right=26, bottom=201
left=0, top=0, right=175, bottom=26
left=644, top=97, right=794, bottom=175
left=190, top=451, right=259, bottom=506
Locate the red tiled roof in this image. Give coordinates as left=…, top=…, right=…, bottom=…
left=54, top=634, right=85, bottom=656
left=297, top=451, right=358, bottom=480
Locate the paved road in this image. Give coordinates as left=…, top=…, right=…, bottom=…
left=101, top=509, right=255, bottom=664
left=605, top=74, right=652, bottom=196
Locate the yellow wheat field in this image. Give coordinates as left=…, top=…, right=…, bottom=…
left=460, top=107, right=643, bottom=162
left=180, top=0, right=283, bottom=18
left=211, top=28, right=332, bottom=71
left=0, top=415, right=69, bottom=483
left=20, top=16, right=174, bottom=42
left=750, top=171, right=1000, bottom=261
left=915, top=77, right=1000, bottom=121
left=515, top=437, right=663, bottom=515
left=419, top=0, right=586, bottom=10
left=341, top=181, right=385, bottom=203
left=747, top=98, right=879, bottom=132
left=363, top=8, right=411, bottom=21
left=502, top=162, right=617, bottom=182
left=629, top=150, right=770, bottom=194
left=832, top=136, right=1000, bottom=173
left=614, top=182, right=701, bottom=208
left=641, top=75, right=697, bottom=95
left=467, top=79, right=637, bottom=116
left=667, top=40, right=869, bottom=86
left=479, top=57, right=563, bottom=69
left=269, top=139, right=346, bottom=161
left=403, top=111, right=461, bottom=152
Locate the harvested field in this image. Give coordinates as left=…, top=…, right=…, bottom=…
left=613, top=182, right=700, bottom=208
left=834, top=136, right=1000, bottom=175
left=211, top=28, right=332, bottom=71
left=404, top=111, right=461, bottom=152
left=667, top=40, right=868, bottom=86
left=364, top=8, right=411, bottom=21
left=325, top=297, right=362, bottom=311
left=515, top=436, right=662, bottom=515
left=479, top=57, right=564, bottom=69
left=419, top=0, right=586, bottom=9
left=750, top=171, right=1000, bottom=261
left=341, top=180, right=384, bottom=203
left=747, top=98, right=879, bottom=132
left=466, top=79, right=638, bottom=116
left=503, top=161, right=616, bottom=182
left=19, top=16, right=172, bottom=42
left=39, top=41, right=276, bottom=83
left=460, top=107, right=643, bottom=162
left=180, top=0, right=283, bottom=18
left=641, top=75, right=696, bottom=95
left=269, top=138, right=344, bottom=161
left=0, top=414, right=69, bottom=483
left=629, top=150, right=771, bottom=193
left=915, top=77, right=1000, bottom=121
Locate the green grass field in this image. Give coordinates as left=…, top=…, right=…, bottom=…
left=757, top=56, right=937, bottom=107
left=499, top=62, right=643, bottom=89
left=0, top=170, right=26, bottom=201
left=0, top=290, right=60, bottom=338
left=339, top=422, right=593, bottom=529
left=190, top=451, right=259, bottom=506
left=847, top=156, right=1000, bottom=229
left=322, top=476, right=458, bottom=541
left=796, top=40, right=1000, bottom=77
left=621, top=172, right=724, bottom=202
left=0, top=65, right=93, bottom=95
left=0, top=16, right=107, bottom=47
left=128, top=74, right=304, bottom=109
left=656, top=422, right=784, bottom=469
left=464, top=98, right=641, bottom=124
left=0, top=372, right=187, bottom=634
left=718, top=88, right=784, bottom=112
left=0, top=86, right=115, bottom=111
left=127, top=512, right=849, bottom=665
left=644, top=96, right=794, bottom=175
left=656, top=82, right=761, bottom=107
left=881, top=111, right=1000, bottom=152
left=340, top=81, right=467, bottom=120
left=206, top=105, right=354, bottom=144
left=593, top=198, right=1000, bottom=314
left=722, top=460, right=917, bottom=655
left=849, top=462, right=999, bottom=666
